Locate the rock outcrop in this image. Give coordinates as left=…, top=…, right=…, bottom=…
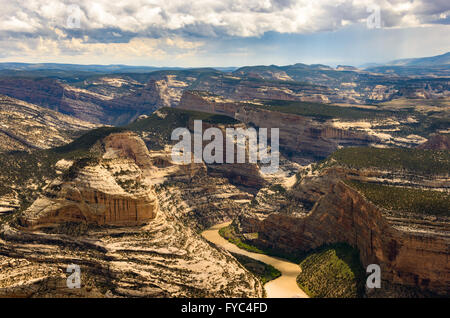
left=0, top=78, right=177, bottom=125
left=177, top=90, right=377, bottom=162
left=418, top=134, right=450, bottom=150
left=235, top=106, right=376, bottom=159
left=236, top=169, right=450, bottom=295
left=233, top=64, right=450, bottom=103
left=0, top=131, right=265, bottom=297
left=0, top=94, right=99, bottom=152
left=20, top=132, right=159, bottom=229
left=0, top=190, right=264, bottom=297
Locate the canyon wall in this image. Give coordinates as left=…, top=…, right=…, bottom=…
left=0, top=130, right=265, bottom=298
left=0, top=78, right=174, bottom=125
left=21, top=187, right=158, bottom=229
left=177, top=91, right=377, bottom=161
left=20, top=132, right=159, bottom=229
left=237, top=175, right=449, bottom=295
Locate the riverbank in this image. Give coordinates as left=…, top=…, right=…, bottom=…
left=201, top=222, right=308, bottom=298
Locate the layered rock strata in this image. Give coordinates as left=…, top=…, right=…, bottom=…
left=236, top=169, right=450, bottom=295
left=0, top=131, right=265, bottom=297
left=177, top=90, right=377, bottom=161
left=20, top=132, right=159, bottom=229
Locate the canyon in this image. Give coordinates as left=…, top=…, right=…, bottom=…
left=0, top=57, right=448, bottom=298
left=0, top=131, right=265, bottom=297
left=176, top=90, right=380, bottom=162
left=1, top=63, right=448, bottom=128
left=0, top=94, right=99, bottom=152
left=234, top=161, right=449, bottom=296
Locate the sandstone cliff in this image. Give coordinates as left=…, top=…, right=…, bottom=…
left=0, top=131, right=265, bottom=297
left=177, top=90, right=377, bottom=162
left=236, top=168, right=450, bottom=295
left=0, top=78, right=177, bottom=125
left=19, top=132, right=159, bottom=229
left=0, top=94, right=99, bottom=152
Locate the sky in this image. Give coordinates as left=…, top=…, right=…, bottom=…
left=0, top=0, right=449, bottom=67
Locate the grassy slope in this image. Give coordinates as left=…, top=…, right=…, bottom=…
left=346, top=180, right=450, bottom=217
left=318, top=147, right=450, bottom=217
left=219, top=225, right=265, bottom=254
left=256, top=99, right=399, bottom=121
left=248, top=99, right=448, bottom=137
left=230, top=252, right=281, bottom=285
left=219, top=225, right=305, bottom=263
left=126, top=107, right=239, bottom=150
left=219, top=225, right=366, bottom=297
left=296, top=243, right=365, bottom=298
left=324, top=147, right=450, bottom=175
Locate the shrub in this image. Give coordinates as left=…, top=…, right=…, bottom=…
left=296, top=243, right=365, bottom=298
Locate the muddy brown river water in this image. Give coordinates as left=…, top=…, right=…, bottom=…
left=201, top=222, right=308, bottom=298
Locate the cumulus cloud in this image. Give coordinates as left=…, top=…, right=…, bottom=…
left=1, top=0, right=449, bottom=37
left=0, top=34, right=204, bottom=63
left=0, top=0, right=448, bottom=64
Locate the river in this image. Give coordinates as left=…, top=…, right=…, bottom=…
left=201, top=222, right=309, bottom=298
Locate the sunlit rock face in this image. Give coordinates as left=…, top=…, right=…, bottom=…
left=177, top=90, right=377, bottom=162
left=20, top=132, right=159, bottom=229
left=0, top=77, right=178, bottom=126
left=0, top=131, right=265, bottom=298
left=236, top=168, right=450, bottom=296
left=0, top=94, right=99, bottom=152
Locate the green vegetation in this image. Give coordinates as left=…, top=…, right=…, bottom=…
left=0, top=109, right=239, bottom=216
left=218, top=224, right=304, bottom=263
left=53, top=126, right=126, bottom=154
left=230, top=252, right=281, bottom=285
left=296, top=243, right=365, bottom=298
left=219, top=225, right=265, bottom=254
left=255, top=100, right=399, bottom=121
left=397, top=116, right=450, bottom=137
left=219, top=226, right=365, bottom=297
left=0, top=150, right=60, bottom=210
left=250, top=99, right=449, bottom=138
left=126, top=107, right=239, bottom=149
left=374, top=112, right=450, bottom=138
left=323, top=147, right=450, bottom=176
left=41, top=221, right=101, bottom=236
left=346, top=180, right=450, bottom=217
left=373, top=98, right=450, bottom=138
left=62, top=156, right=101, bottom=181
left=268, top=183, right=286, bottom=194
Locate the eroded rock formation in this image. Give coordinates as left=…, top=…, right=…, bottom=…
left=418, top=134, right=450, bottom=150
left=0, top=131, right=265, bottom=297
left=20, top=132, right=159, bottom=229
left=177, top=90, right=377, bottom=162
left=236, top=168, right=450, bottom=295
left=0, top=94, right=99, bottom=152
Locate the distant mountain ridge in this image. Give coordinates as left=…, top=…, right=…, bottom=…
left=1, top=51, right=448, bottom=74
left=386, top=51, right=450, bottom=66
left=0, top=62, right=237, bottom=74
left=0, top=52, right=448, bottom=127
